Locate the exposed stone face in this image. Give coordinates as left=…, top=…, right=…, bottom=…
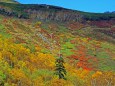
left=25, top=7, right=84, bottom=22
left=0, top=4, right=84, bottom=22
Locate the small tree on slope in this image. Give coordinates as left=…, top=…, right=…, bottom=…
left=55, top=54, right=67, bottom=80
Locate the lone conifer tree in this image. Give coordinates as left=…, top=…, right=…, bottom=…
left=55, top=54, right=67, bottom=80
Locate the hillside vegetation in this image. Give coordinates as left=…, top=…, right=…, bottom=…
left=0, top=2, right=115, bottom=86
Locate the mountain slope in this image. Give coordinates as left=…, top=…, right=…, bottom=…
left=0, top=2, right=115, bottom=86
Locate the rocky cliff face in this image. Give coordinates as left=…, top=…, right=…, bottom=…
left=0, top=3, right=84, bottom=22
left=26, top=8, right=83, bottom=22
left=20, top=4, right=83, bottom=22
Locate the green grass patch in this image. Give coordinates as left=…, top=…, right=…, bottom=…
left=62, top=42, right=74, bottom=49
left=61, top=42, right=75, bottom=56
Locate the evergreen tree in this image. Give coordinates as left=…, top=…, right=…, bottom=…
left=55, top=54, right=67, bottom=80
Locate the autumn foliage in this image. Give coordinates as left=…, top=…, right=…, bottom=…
left=0, top=17, right=114, bottom=86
